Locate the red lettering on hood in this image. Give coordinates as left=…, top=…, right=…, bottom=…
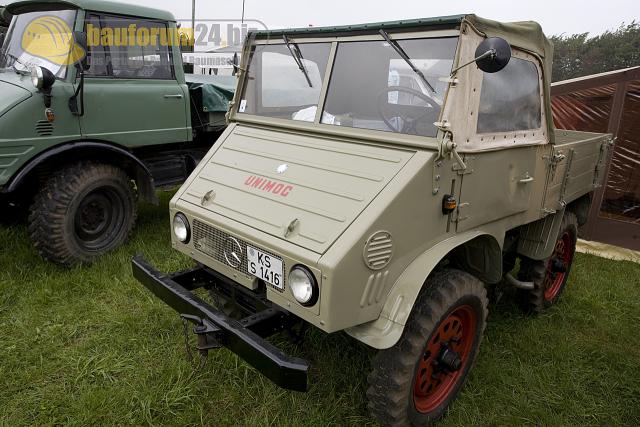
left=244, top=175, right=294, bottom=197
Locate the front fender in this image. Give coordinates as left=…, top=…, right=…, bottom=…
left=346, top=226, right=503, bottom=349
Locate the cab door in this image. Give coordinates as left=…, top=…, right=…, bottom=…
left=78, top=14, right=189, bottom=147
left=456, top=54, right=546, bottom=232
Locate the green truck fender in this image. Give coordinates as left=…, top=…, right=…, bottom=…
left=345, top=228, right=503, bottom=349
left=3, top=141, right=158, bottom=204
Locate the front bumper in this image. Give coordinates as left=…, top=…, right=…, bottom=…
left=132, top=255, right=309, bottom=392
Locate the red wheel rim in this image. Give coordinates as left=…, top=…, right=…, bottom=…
left=543, top=231, right=573, bottom=301
left=413, top=305, right=477, bottom=414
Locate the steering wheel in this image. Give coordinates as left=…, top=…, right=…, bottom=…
left=377, top=86, right=439, bottom=135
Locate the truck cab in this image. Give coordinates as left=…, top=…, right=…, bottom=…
left=0, top=0, right=232, bottom=265
left=133, top=14, right=611, bottom=426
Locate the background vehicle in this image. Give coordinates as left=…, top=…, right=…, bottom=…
left=133, top=14, right=611, bottom=426
left=0, top=0, right=233, bottom=265
left=0, top=6, right=10, bottom=40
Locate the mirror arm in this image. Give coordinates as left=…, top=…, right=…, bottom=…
left=69, top=67, right=85, bottom=116
left=450, top=49, right=496, bottom=76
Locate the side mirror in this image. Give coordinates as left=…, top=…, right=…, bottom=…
left=72, top=31, right=90, bottom=71
left=475, top=37, right=511, bottom=73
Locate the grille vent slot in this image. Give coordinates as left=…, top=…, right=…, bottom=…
left=35, top=120, right=54, bottom=136
left=363, top=231, right=394, bottom=270
left=192, top=219, right=285, bottom=289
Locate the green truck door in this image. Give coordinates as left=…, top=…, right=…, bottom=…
left=78, top=14, right=189, bottom=147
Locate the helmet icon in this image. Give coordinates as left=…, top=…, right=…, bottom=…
left=22, top=16, right=86, bottom=65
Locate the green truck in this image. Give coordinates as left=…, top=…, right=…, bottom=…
left=0, top=0, right=233, bottom=265
left=132, top=13, right=611, bottom=426
left=0, top=7, right=10, bottom=39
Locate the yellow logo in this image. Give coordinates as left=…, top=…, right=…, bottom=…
left=21, top=16, right=85, bottom=65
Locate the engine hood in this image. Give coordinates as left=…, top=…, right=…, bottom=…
left=0, top=72, right=33, bottom=117
left=179, top=125, right=416, bottom=254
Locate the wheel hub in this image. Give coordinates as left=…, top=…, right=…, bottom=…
left=543, top=231, right=574, bottom=301
left=436, top=344, right=462, bottom=373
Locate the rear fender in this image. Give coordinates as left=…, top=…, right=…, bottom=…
left=346, top=228, right=503, bottom=349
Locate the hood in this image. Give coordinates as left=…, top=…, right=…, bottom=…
left=179, top=125, right=415, bottom=254
left=0, top=73, right=33, bottom=116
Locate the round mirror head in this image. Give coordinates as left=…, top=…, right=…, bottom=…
left=475, top=37, right=511, bottom=73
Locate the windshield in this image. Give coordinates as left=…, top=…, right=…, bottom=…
left=238, top=35, right=458, bottom=138
left=0, top=10, right=77, bottom=79
left=238, top=42, right=332, bottom=121
left=322, top=37, right=458, bottom=137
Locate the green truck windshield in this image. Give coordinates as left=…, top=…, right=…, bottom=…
left=0, top=10, right=77, bottom=79
left=238, top=36, right=459, bottom=138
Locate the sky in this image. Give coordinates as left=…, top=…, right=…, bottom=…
left=130, top=0, right=640, bottom=37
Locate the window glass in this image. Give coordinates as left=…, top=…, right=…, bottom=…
left=85, top=14, right=108, bottom=77
left=98, top=17, right=173, bottom=79
left=238, top=42, right=332, bottom=120
left=477, top=57, right=541, bottom=133
left=321, top=37, right=458, bottom=137
left=0, top=10, right=77, bottom=79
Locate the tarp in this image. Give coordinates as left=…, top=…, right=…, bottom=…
left=185, top=74, right=236, bottom=113
left=464, top=15, right=555, bottom=143
left=252, top=14, right=556, bottom=143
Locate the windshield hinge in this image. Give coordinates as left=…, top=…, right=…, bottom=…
left=437, top=130, right=467, bottom=174
left=438, top=76, right=459, bottom=87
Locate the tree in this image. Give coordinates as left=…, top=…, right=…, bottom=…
left=551, top=22, right=640, bottom=81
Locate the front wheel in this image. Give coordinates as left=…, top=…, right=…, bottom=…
left=367, top=269, right=488, bottom=426
left=28, top=162, right=137, bottom=266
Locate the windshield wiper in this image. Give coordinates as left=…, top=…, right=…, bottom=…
left=379, top=29, right=435, bottom=93
left=5, top=53, right=29, bottom=74
left=282, top=35, right=313, bottom=88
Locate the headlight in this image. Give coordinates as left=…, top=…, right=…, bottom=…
left=30, top=66, right=43, bottom=89
left=172, top=212, right=190, bottom=243
left=288, top=266, right=318, bottom=306
left=29, top=66, right=55, bottom=90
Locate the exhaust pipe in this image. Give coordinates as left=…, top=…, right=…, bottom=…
left=504, top=272, right=535, bottom=290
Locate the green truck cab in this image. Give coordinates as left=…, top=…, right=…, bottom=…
left=133, top=15, right=611, bottom=425
left=0, top=0, right=232, bottom=265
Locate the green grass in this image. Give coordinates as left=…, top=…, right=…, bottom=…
left=1, top=192, right=639, bottom=426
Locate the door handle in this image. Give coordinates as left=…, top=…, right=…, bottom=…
left=519, top=176, right=535, bottom=184
left=164, top=94, right=183, bottom=99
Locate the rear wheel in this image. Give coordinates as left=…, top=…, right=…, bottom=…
left=517, top=212, right=578, bottom=313
left=28, top=162, right=137, bottom=266
left=367, top=269, right=488, bottom=426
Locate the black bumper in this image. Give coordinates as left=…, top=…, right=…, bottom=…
left=131, top=255, right=309, bottom=392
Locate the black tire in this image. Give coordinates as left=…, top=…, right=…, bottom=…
left=517, top=212, right=578, bottom=313
left=28, top=162, right=137, bottom=266
left=367, top=269, right=488, bottom=426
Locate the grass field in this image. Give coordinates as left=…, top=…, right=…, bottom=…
left=1, top=192, right=639, bottom=426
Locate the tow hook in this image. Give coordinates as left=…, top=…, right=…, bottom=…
left=180, top=314, right=223, bottom=357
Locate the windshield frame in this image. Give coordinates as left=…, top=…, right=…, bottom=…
left=231, top=28, right=461, bottom=146
left=0, top=9, right=79, bottom=80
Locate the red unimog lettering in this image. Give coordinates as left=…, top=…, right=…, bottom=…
left=244, top=175, right=294, bottom=197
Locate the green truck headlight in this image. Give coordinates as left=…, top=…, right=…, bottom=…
left=172, top=212, right=190, bottom=243
left=289, top=266, right=318, bottom=306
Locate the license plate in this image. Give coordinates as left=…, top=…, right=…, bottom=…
left=247, top=246, right=284, bottom=290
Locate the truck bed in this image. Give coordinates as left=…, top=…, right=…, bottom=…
left=547, top=129, right=611, bottom=206
left=185, top=74, right=236, bottom=131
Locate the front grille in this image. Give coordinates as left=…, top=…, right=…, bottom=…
left=192, top=219, right=285, bottom=289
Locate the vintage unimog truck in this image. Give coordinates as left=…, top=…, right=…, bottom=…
left=132, top=14, right=611, bottom=425
left=0, top=0, right=233, bottom=265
